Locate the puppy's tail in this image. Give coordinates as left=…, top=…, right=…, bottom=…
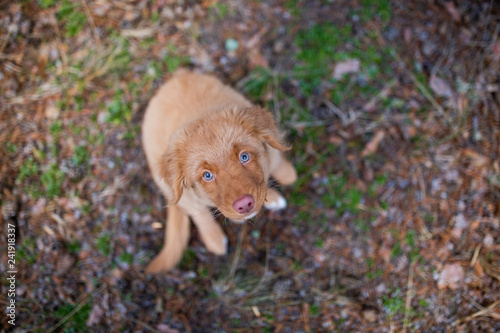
left=145, top=205, right=190, bottom=273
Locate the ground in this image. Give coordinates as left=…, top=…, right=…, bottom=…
left=1, top=0, right=499, bottom=332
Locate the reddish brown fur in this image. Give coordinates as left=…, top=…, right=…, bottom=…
left=142, top=70, right=297, bottom=273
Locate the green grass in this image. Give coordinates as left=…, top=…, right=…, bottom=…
left=37, top=0, right=56, bottom=9
left=239, top=67, right=274, bottom=101
left=284, top=0, right=302, bottom=17
left=163, top=51, right=190, bottom=73
left=57, top=0, right=87, bottom=37
left=7, top=142, right=18, bottom=154
left=17, top=157, right=38, bottom=183
left=292, top=19, right=396, bottom=104
left=309, top=303, right=321, bottom=316
left=50, top=120, right=63, bottom=139
left=67, top=239, right=81, bottom=255
left=360, top=0, right=392, bottom=24
left=105, top=89, right=132, bottom=125
left=17, top=237, right=37, bottom=265
left=96, top=233, right=112, bottom=256
left=382, top=289, right=405, bottom=319
left=54, top=301, right=92, bottom=333
left=210, top=2, right=228, bottom=19
left=366, top=257, right=383, bottom=279
left=321, top=174, right=363, bottom=216
left=405, top=230, right=420, bottom=262
left=71, top=145, right=90, bottom=166
left=418, top=298, right=430, bottom=308
left=180, top=248, right=196, bottom=269
left=118, top=252, right=133, bottom=265
left=41, top=164, right=64, bottom=198
left=198, top=266, right=209, bottom=279
left=294, top=23, right=352, bottom=95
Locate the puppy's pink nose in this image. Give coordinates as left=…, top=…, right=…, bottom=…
left=233, top=195, right=255, bottom=214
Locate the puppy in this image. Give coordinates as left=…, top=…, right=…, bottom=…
left=142, top=70, right=297, bottom=273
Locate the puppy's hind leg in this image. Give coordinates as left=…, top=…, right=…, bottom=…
left=271, top=155, right=297, bottom=186
left=146, top=205, right=190, bottom=273
left=190, top=208, right=227, bottom=256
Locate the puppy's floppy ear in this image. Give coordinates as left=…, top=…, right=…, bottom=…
left=242, top=106, right=291, bottom=152
left=159, top=146, right=186, bottom=205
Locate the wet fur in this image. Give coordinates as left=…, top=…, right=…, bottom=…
left=142, top=70, right=297, bottom=273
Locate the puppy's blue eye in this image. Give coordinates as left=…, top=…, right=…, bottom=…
left=203, top=171, right=214, bottom=181
left=239, top=152, right=250, bottom=163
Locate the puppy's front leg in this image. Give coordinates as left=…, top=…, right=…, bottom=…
left=189, top=207, right=227, bottom=255
left=146, top=204, right=190, bottom=273
left=265, top=188, right=287, bottom=211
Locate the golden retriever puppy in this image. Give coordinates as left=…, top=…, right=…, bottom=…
left=142, top=70, right=297, bottom=273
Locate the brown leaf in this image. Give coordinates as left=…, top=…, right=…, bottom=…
left=437, top=263, right=464, bottom=289
left=157, top=324, right=179, bottom=333
left=463, top=149, right=489, bottom=168
left=45, top=103, right=60, bottom=119
left=361, top=131, right=385, bottom=157
left=493, top=42, right=500, bottom=57
left=87, top=304, right=104, bottom=327
left=363, top=309, right=377, bottom=322
left=452, top=213, right=468, bottom=238
left=247, top=48, right=269, bottom=69
left=430, top=75, right=454, bottom=98
left=55, top=254, right=75, bottom=276
left=445, top=1, right=461, bottom=22
left=333, top=59, right=360, bottom=80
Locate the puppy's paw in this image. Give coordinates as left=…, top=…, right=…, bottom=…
left=203, top=232, right=228, bottom=256
left=265, top=188, right=287, bottom=211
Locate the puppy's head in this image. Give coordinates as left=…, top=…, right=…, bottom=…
left=160, top=106, right=289, bottom=221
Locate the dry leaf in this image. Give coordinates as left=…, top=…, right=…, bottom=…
left=437, top=263, right=464, bottom=289
left=87, top=304, right=104, bottom=327
left=45, top=104, right=60, bottom=119
left=248, top=48, right=269, bottom=69
left=430, top=75, right=454, bottom=98
left=452, top=213, right=468, bottom=238
left=333, top=59, right=360, bottom=80
left=445, top=1, right=461, bottom=22
left=463, top=149, right=489, bottom=168
left=157, top=324, right=179, bottom=333
left=493, top=42, right=500, bottom=57
left=363, top=309, right=377, bottom=322
left=361, top=131, right=385, bottom=157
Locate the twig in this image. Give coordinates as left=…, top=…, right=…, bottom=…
left=50, top=212, right=70, bottom=241
left=458, top=296, right=500, bottom=324
left=241, top=222, right=271, bottom=300
left=287, top=120, right=327, bottom=129
left=52, top=11, right=67, bottom=73
left=408, top=72, right=446, bottom=117
left=80, top=0, right=101, bottom=44
left=46, top=284, right=107, bottom=333
left=470, top=245, right=481, bottom=267
left=303, top=303, right=311, bottom=333
left=272, top=70, right=282, bottom=123
left=402, top=261, right=416, bottom=333
left=121, top=26, right=160, bottom=38
left=129, top=317, right=164, bottom=333
left=0, top=27, right=13, bottom=56
left=362, top=79, right=397, bottom=112
left=228, top=222, right=248, bottom=280
left=322, top=98, right=354, bottom=126
left=179, top=313, right=192, bottom=333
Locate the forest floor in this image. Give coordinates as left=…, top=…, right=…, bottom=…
left=1, top=0, right=499, bottom=332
